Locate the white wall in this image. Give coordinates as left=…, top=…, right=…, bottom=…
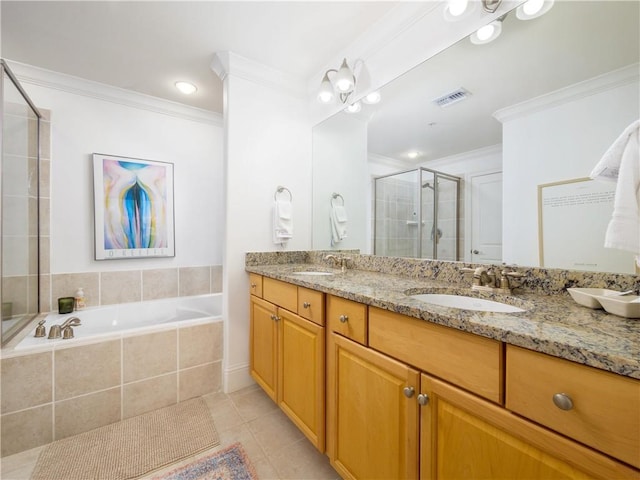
left=212, top=52, right=312, bottom=392
left=499, top=69, right=639, bottom=266
left=9, top=62, right=224, bottom=274
left=312, top=113, right=368, bottom=251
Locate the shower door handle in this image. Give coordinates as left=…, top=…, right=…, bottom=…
left=471, top=249, right=480, bottom=254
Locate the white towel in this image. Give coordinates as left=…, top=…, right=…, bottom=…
left=330, top=205, right=348, bottom=246
left=592, top=121, right=640, bottom=265
left=273, top=200, right=293, bottom=245
left=590, top=120, right=640, bottom=182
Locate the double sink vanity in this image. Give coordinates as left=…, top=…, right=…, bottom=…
left=246, top=251, right=639, bottom=479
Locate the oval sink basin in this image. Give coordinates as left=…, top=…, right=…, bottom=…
left=411, top=294, right=525, bottom=313
left=292, top=271, right=334, bottom=276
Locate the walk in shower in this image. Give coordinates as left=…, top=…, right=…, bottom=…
left=374, top=167, right=460, bottom=260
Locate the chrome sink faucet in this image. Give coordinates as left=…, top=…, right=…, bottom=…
left=461, top=265, right=524, bottom=293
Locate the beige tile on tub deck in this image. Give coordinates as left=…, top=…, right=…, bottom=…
left=100, top=270, right=141, bottom=305
left=123, top=329, right=177, bottom=383
left=179, top=266, right=210, bottom=296
left=51, top=272, right=99, bottom=308
left=1, top=352, right=53, bottom=414
left=54, top=387, right=121, bottom=440
left=179, top=361, right=221, bottom=401
left=210, top=265, right=222, bottom=293
left=1, top=404, right=52, bottom=457
left=123, top=373, right=177, bottom=419
left=54, top=340, right=121, bottom=400
left=179, top=322, right=222, bottom=369
left=142, top=268, right=178, bottom=301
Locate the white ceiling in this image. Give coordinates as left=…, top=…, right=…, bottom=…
left=1, top=1, right=398, bottom=113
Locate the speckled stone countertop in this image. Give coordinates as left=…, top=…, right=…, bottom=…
left=246, top=251, right=640, bottom=380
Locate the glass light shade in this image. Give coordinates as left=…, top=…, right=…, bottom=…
left=470, top=20, right=502, bottom=44
left=345, top=102, right=362, bottom=113
left=175, top=81, right=197, bottom=94
left=318, top=73, right=334, bottom=103
left=449, top=0, right=468, bottom=17
left=444, top=0, right=476, bottom=21
left=334, top=59, right=355, bottom=93
left=362, top=91, right=381, bottom=104
left=516, top=0, right=554, bottom=20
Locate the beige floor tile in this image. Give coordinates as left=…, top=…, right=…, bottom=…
left=217, top=423, right=267, bottom=465
left=248, top=408, right=305, bottom=458
left=0, top=445, right=43, bottom=479
left=231, top=384, right=279, bottom=422
left=203, top=394, right=244, bottom=433
left=252, top=457, right=281, bottom=480
left=269, top=437, right=339, bottom=480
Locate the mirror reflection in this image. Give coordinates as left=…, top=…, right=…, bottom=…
left=1, top=60, right=41, bottom=345
left=312, top=0, right=639, bottom=274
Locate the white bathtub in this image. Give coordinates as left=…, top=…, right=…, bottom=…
left=13, top=294, right=222, bottom=351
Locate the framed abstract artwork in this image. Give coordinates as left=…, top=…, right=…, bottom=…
left=93, top=153, right=175, bottom=260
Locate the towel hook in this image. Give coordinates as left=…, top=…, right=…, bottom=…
left=331, top=192, right=344, bottom=207
left=274, top=186, right=292, bottom=202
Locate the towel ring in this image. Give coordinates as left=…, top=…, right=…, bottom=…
left=274, top=186, right=292, bottom=202
left=331, top=192, right=344, bottom=207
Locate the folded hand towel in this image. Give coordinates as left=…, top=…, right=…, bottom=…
left=273, top=200, right=293, bottom=245
left=590, top=120, right=640, bottom=182
left=330, top=205, right=348, bottom=246
left=599, top=122, right=640, bottom=263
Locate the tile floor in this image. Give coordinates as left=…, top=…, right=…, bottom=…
left=0, top=384, right=341, bottom=479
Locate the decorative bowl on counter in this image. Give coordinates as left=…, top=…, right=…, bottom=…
left=567, top=288, right=628, bottom=309
left=596, top=295, right=640, bottom=319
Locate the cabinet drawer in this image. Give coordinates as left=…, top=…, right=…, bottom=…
left=263, top=277, right=298, bottom=312
left=298, top=287, right=325, bottom=326
left=506, top=345, right=640, bottom=468
left=369, top=307, right=503, bottom=404
left=327, top=295, right=367, bottom=345
left=249, top=273, right=263, bottom=298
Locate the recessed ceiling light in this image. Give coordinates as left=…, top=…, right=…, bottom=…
left=175, top=81, right=197, bottom=95
left=408, top=151, right=420, bottom=159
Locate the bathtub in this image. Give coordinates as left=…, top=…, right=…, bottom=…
left=13, top=293, right=222, bottom=351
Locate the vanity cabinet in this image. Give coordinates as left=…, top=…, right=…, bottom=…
left=249, top=276, right=325, bottom=451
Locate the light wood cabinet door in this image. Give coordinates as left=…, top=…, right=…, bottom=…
left=327, top=332, right=419, bottom=480
left=420, top=374, right=638, bottom=480
left=278, top=308, right=325, bottom=451
left=249, top=296, right=278, bottom=402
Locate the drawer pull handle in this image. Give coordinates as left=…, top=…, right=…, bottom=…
left=251, top=283, right=256, bottom=289
left=303, top=302, right=311, bottom=309
left=552, top=393, right=574, bottom=411
left=403, top=386, right=415, bottom=398
left=417, top=393, right=430, bottom=406
left=339, top=314, right=349, bottom=323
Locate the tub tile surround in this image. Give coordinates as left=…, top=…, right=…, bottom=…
left=245, top=250, right=640, bottom=379
left=0, top=320, right=223, bottom=457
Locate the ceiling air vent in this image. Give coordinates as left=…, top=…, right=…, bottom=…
left=432, top=88, right=471, bottom=108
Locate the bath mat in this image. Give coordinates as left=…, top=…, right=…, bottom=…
left=150, top=443, right=258, bottom=480
left=31, top=397, right=220, bottom=480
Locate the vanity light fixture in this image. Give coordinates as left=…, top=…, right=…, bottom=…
left=470, top=18, right=503, bottom=44
left=317, top=58, right=359, bottom=104
left=175, top=81, right=197, bottom=95
left=516, top=0, right=554, bottom=20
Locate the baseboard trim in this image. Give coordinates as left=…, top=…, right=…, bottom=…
left=223, top=363, right=254, bottom=393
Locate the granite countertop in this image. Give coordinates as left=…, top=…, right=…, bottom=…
left=246, top=263, right=640, bottom=380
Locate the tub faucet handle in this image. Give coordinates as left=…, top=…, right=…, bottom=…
left=34, top=319, right=46, bottom=338
left=62, top=325, right=75, bottom=339
left=48, top=325, right=61, bottom=339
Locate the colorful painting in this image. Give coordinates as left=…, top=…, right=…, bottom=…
left=93, top=154, right=175, bottom=260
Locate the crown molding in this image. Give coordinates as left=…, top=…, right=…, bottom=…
left=368, top=152, right=414, bottom=170
left=5, top=60, right=223, bottom=126
left=211, top=51, right=307, bottom=99
left=421, top=144, right=503, bottom=169
left=494, top=63, right=640, bottom=123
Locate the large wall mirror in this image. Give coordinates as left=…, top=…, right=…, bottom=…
left=312, top=0, right=639, bottom=274
left=1, top=59, right=42, bottom=345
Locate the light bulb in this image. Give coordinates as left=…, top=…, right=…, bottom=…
left=317, top=72, right=334, bottom=104
left=363, top=91, right=381, bottom=104
left=334, top=59, right=355, bottom=93
left=448, top=0, right=468, bottom=17
left=523, top=0, right=544, bottom=15
left=476, top=24, right=495, bottom=41
left=408, top=151, right=419, bottom=159
left=345, top=102, right=361, bottom=113
left=470, top=20, right=502, bottom=44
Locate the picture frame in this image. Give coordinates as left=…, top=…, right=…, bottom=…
left=93, top=153, right=175, bottom=260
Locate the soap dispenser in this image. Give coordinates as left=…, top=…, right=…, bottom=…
left=74, top=288, right=86, bottom=311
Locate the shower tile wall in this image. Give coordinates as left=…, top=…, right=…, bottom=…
left=375, top=177, right=418, bottom=257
